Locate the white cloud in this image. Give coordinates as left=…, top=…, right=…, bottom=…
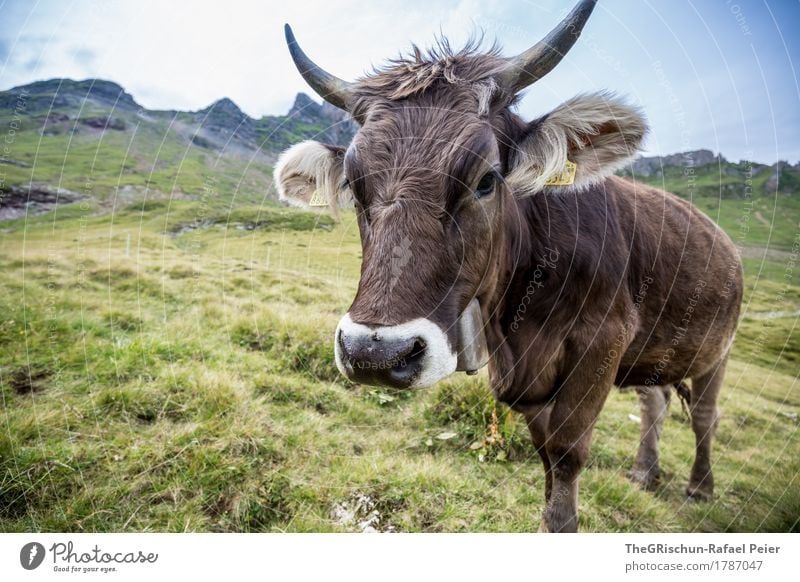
left=1, top=0, right=798, bottom=162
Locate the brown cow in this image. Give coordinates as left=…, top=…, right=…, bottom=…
left=275, top=0, right=743, bottom=532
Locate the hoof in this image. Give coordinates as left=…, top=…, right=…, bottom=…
left=541, top=509, right=578, bottom=533
left=629, top=467, right=660, bottom=491
left=685, top=486, right=713, bottom=502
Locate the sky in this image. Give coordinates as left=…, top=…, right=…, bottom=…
left=0, top=0, right=798, bottom=163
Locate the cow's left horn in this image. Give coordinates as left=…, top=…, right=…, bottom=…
left=284, top=24, right=354, bottom=111
left=498, top=0, right=598, bottom=93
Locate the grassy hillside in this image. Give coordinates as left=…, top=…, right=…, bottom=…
left=0, top=114, right=273, bottom=205
left=0, top=199, right=797, bottom=532
left=0, top=79, right=355, bottom=216
left=1, top=80, right=798, bottom=532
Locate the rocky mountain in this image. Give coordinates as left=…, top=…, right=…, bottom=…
left=0, top=78, right=356, bottom=157
left=254, top=92, right=358, bottom=153
left=618, top=149, right=800, bottom=198
left=0, top=78, right=140, bottom=113
left=625, top=149, right=722, bottom=177
left=0, top=78, right=358, bottom=217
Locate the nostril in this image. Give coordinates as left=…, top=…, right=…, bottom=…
left=408, top=339, right=426, bottom=359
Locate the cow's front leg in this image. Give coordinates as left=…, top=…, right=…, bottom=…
left=541, top=374, right=614, bottom=533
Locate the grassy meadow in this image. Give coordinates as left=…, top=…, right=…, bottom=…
left=0, top=192, right=798, bottom=533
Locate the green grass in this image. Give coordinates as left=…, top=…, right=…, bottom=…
left=0, top=120, right=275, bottom=204
left=1, top=201, right=798, bottom=532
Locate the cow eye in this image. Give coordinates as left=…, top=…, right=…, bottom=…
left=474, top=172, right=496, bottom=199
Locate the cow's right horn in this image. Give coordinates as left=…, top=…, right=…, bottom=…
left=498, top=0, right=598, bottom=93
left=284, top=24, right=354, bottom=111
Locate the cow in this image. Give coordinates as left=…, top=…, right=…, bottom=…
left=275, top=0, right=743, bottom=532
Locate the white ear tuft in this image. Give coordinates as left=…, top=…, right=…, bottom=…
left=274, top=140, right=348, bottom=211
left=507, top=91, right=648, bottom=196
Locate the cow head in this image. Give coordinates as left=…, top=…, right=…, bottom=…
left=276, top=0, right=647, bottom=389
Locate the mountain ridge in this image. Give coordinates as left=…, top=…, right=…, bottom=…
left=0, top=78, right=359, bottom=217
left=1, top=78, right=798, bottom=222
left=0, top=77, right=358, bottom=154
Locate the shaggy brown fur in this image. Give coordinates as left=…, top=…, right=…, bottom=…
left=353, top=39, right=509, bottom=105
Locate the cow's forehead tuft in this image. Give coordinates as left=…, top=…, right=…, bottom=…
left=353, top=38, right=507, bottom=102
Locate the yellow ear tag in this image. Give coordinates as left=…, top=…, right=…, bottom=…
left=308, top=188, right=328, bottom=207
left=544, top=160, right=577, bottom=186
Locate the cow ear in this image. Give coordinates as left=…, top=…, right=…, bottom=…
left=274, top=140, right=350, bottom=212
left=506, top=92, right=648, bottom=195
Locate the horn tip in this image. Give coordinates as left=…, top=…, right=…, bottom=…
left=284, top=23, right=295, bottom=44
